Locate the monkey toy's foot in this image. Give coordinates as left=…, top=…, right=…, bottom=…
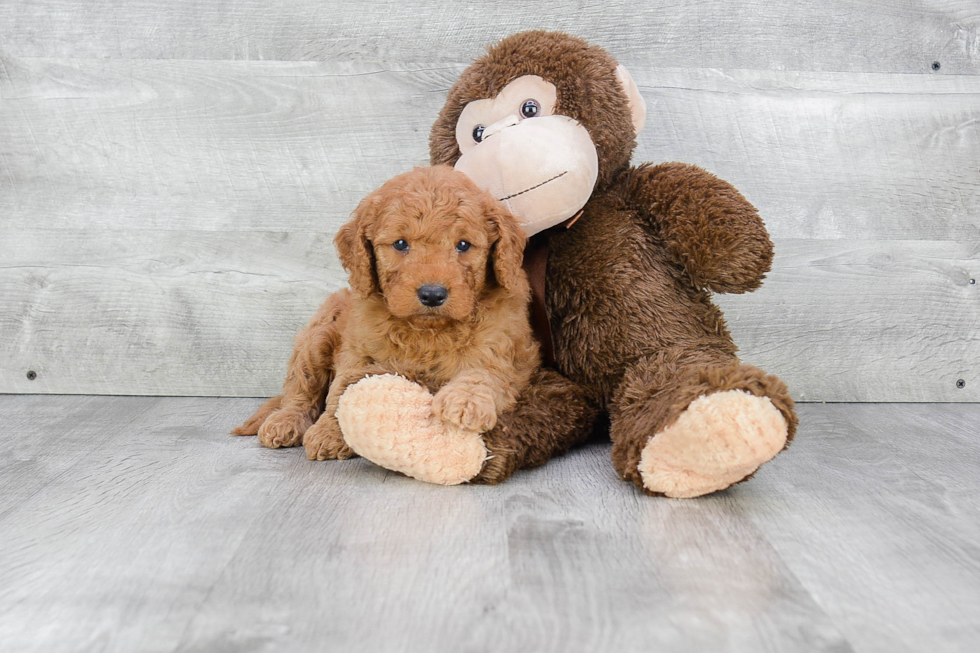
left=336, top=374, right=489, bottom=486
left=638, top=390, right=788, bottom=498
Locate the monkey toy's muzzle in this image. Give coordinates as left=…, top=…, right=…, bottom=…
left=454, top=115, right=599, bottom=236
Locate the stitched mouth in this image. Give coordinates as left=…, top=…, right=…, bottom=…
left=498, top=170, right=569, bottom=202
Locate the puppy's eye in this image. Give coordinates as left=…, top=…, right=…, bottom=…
left=520, top=99, right=540, bottom=119
left=456, top=240, right=471, bottom=253
left=472, top=125, right=485, bottom=143
left=392, top=239, right=409, bottom=252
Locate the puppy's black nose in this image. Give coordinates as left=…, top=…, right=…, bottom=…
left=417, top=284, right=448, bottom=307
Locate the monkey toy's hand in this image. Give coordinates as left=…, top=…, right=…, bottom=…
left=336, top=374, right=488, bottom=485
left=625, top=162, right=775, bottom=294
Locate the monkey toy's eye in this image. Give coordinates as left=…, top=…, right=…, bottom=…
left=520, top=99, right=540, bottom=119
left=472, top=125, right=485, bottom=143
left=392, top=239, right=409, bottom=252
left=455, top=240, right=471, bottom=253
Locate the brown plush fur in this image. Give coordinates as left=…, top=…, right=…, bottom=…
left=234, top=166, right=597, bottom=477
left=429, top=31, right=797, bottom=493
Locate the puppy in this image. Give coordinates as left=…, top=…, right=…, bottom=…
left=233, top=165, right=539, bottom=462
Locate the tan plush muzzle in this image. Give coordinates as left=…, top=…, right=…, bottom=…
left=454, top=115, right=598, bottom=236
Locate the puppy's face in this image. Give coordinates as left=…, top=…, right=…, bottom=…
left=373, top=183, right=492, bottom=323
left=335, top=166, right=527, bottom=324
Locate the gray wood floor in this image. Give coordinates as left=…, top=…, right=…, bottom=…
left=1, top=396, right=978, bottom=653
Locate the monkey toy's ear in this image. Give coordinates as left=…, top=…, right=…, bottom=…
left=616, top=64, right=647, bottom=136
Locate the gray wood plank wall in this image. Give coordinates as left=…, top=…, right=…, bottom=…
left=1, top=1, right=978, bottom=401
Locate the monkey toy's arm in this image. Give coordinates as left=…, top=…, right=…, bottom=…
left=623, top=162, right=774, bottom=294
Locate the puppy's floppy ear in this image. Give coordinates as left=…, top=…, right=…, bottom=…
left=335, top=195, right=379, bottom=297
left=485, top=198, right=529, bottom=295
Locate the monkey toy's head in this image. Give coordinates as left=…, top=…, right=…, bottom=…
left=429, top=30, right=647, bottom=236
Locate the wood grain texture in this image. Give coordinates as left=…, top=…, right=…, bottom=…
left=1, top=397, right=978, bottom=652
left=1, top=6, right=978, bottom=401
left=2, top=234, right=976, bottom=400
left=1, top=0, right=978, bottom=75
left=0, top=230, right=345, bottom=396
left=744, top=403, right=980, bottom=653
left=636, top=67, right=980, bottom=241
left=2, top=56, right=978, bottom=240
left=716, top=239, right=980, bottom=402
left=0, top=56, right=441, bottom=233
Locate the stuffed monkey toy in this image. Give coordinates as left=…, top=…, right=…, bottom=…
left=236, top=31, right=797, bottom=498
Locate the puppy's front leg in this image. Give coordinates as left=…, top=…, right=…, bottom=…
left=433, top=369, right=520, bottom=433
left=256, top=289, right=350, bottom=449
left=304, top=364, right=383, bottom=461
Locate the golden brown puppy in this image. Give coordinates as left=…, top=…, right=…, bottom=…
left=234, top=165, right=539, bottom=462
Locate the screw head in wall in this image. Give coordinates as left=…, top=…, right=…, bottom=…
left=26, top=370, right=37, bottom=381
left=956, top=379, right=966, bottom=389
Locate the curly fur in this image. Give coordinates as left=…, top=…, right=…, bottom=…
left=235, top=166, right=551, bottom=467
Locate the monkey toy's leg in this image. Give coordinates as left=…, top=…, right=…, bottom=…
left=608, top=346, right=797, bottom=498
left=230, top=288, right=351, bottom=448
left=471, top=368, right=598, bottom=484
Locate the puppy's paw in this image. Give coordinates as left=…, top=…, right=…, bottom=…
left=257, top=409, right=311, bottom=449
left=433, top=385, right=497, bottom=433
left=304, top=418, right=355, bottom=461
